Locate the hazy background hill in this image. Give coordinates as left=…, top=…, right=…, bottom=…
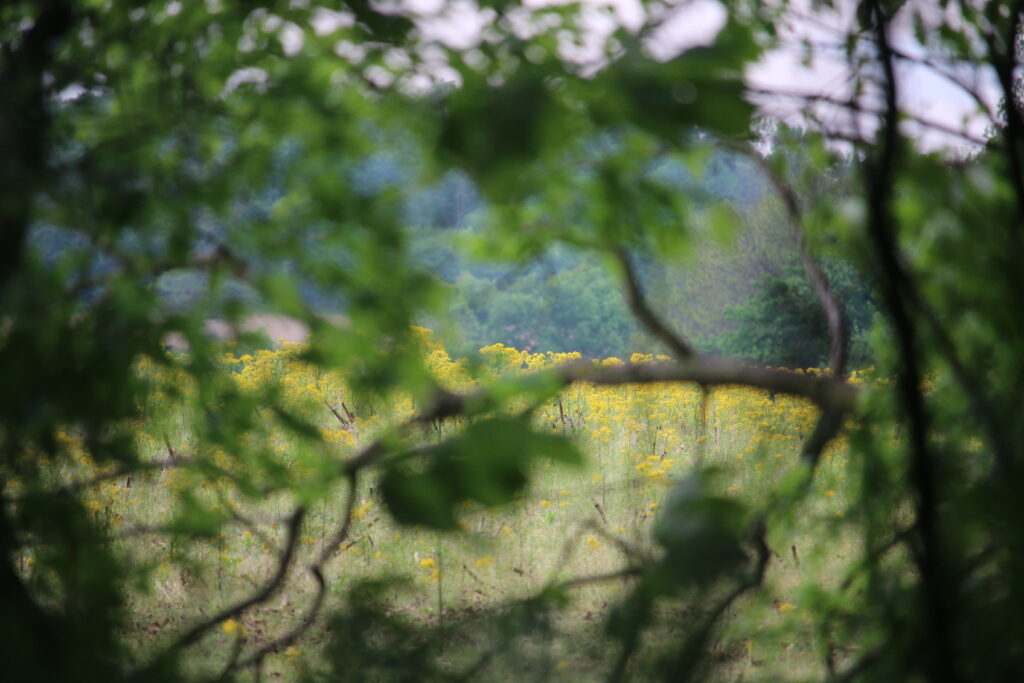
left=33, top=133, right=875, bottom=366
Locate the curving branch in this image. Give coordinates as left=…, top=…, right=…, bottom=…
left=195, top=346, right=860, bottom=677
left=727, top=140, right=849, bottom=376
left=1, top=455, right=194, bottom=507
left=613, top=247, right=695, bottom=358
left=137, top=507, right=307, bottom=675
left=342, top=357, right=859, bottom=476
left=662, top=517, right=770, bottom=679
left=232, top=471, right=361, bottom=674
left=747, top=86, right=991, bottom=148
left=563, top=358, right=859, bottom=412
left=888, top=46, right=1000, bottom=126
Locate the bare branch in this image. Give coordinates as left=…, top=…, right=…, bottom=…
left=324, top=400, right=353, bottom=431
left=313, top=472, right=361, bottom=568
left=748, top=86, right=990, bottom=147
left=726, top=140, right=848, bottom=376
left=137, top=506, right=307, bottom=674
left=234, top=567, right=326, bottom=672
left=563, top=359, right=859, bottom=412
left=888, top=46, right=999, bottom=125
left=613, top=247, right=695, bottom=358
left=233, top=472, right=361, bottom=674
left=1, top=455, right=193, bottom=506
left=800, top=409, right=846, bottom=468
left=342, top=358, right=859, bottom=475
left=645, top=517, right=771, bottom=681
left=550, top=566, right=643, bottom=591
left=452, top=565, right=644, bottom=682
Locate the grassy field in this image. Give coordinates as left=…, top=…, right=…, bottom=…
left=18, top=336, right=872, bottom=680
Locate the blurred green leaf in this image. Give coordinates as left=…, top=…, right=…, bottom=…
left=381, top=417, right=581, bottom=529
left=652, top=471, right=748, bottom=588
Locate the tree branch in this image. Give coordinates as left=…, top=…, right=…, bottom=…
left=232, top=472, right=361, bottom=674
left=984, top=1, right=1024, bottom=232
left=342, top=358, right=859, bottom=475
left=866, top=4, right=957, bottom=680
left=613, top=247, right=695, bottom=358
left=748, top=86, right=990, bottom=148
left=2, top=455, right=194, bottom=507
left=659, top=517, right=771, bottom=680
left=727, top=140, right=848, bottom=376
left=0, top=0, right=74, bottom=292
left=137, top=507, right=307, bottom=675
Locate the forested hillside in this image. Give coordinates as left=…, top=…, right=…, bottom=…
left=31, top=139, right=877, bottom=365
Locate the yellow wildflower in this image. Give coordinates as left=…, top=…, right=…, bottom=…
left=222, top=618, right=248, bottom=637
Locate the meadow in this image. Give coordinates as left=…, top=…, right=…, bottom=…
left=17, top=334, right=872, bottom=681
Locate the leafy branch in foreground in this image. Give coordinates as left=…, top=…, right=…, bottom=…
left=3, top=0, right=1024, bottom=680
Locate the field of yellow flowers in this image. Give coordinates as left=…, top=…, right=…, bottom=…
left=21, top=332, right=866, bottom=679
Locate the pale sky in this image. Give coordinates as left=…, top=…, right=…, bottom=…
left=297, top=0, right=1006, bottom=152
left=401, top=0, right=1003, bottom=152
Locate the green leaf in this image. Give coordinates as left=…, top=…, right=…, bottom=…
left=380, top=418, right=581, bottom=529
left=380, top=466, right=461, bottom=531
left=439, top=71, right=568, bottom=200
left=271, top=405, right=324, bottom=441
left=652, top=471, right=748, bottom=588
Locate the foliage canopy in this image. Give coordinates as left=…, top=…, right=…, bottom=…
left=2, top=0, right=1024, bottom=681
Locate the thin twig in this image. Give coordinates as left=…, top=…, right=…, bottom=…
left=550, top=566, right=643, bottom=591
left=659, top=517, right=771, bottom=679
left=1, top=456, right=193, bottom=506
left=748, top=86, right=990, bottom=147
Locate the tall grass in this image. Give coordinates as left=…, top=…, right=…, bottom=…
left=13, top=339, right=868, bottom=680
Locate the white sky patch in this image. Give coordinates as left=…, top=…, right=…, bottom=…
left=279, top=22, right=305, bottom=57
left=311, top=8, right=354, bottom=35
left=222, top=67, right=269, bottom=97
left=58, top=83, right=88, bottom=101
left=645, top=0, right=727, bottom=61
left=742, top=0, right=1001, bottom=151
left=415, top=0, right=498, bottom=50
left=293, top=0, right=1001, bottom=150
